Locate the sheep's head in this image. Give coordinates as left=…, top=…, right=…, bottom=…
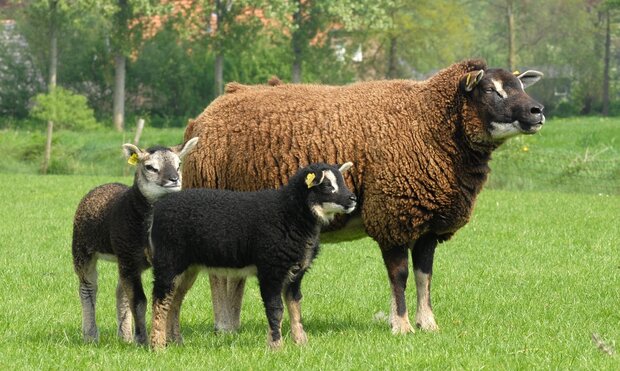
left=300, top=162, right=357, bottom=225
left=459, top=68, right=544, bottom=143
left=122, top=137, right=199, bottom=203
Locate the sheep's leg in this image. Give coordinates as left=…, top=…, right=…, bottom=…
left=115, top=281, right=133, bottom=342
left=284, top=271, right=308, bottom=345
left=151, top=273, right=180, bottom=350
left=209, top=274, right=245, bottom=332
left=166, top=267, right=199, bottom=345
left=412, top=234, right=439, bottom=331
left=119, top=270, right=148, bottom=345
left=75, top=256, right=99, bottom=342
left=258, top=277, right=285, bottom=349
left=381, top=245, right=414, bottom=334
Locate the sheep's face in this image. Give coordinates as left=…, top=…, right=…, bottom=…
left=122, top=137, right=198, bottom=203
left=305, top=162, right=357, bottom=225
left=460, top=68, right=545, bottom=142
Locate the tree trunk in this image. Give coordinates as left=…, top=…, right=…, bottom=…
left=291, top=2, right=303, bottom=83
left=42, top=0, right=58, bottom=175
left=113, top=53, right=126, bottom=132
left=602, top=9, right=610, bottom=116
left=387, top=35, right=398, bottom=79
left=214, top=53, right=224, bottom=96
left=507, top=0, right=516, bottom=71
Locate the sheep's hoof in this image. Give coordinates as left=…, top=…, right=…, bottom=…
left=83, top=329, right=99, bottom=343
left=268, top=338, right=283, bottom=350
left=134, top=333, right=148, bottom=345
left=291, top=328, right=308, bottom=345
left=415, top=314, right=439, bottom=332
left=167, top=334, right=184, bottom=345
left=390, top=318, right=415, bottom=335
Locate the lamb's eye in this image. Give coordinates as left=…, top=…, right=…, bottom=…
left=145, top=165, right=158, bottom=173
left=483, top=87, right=494, bottom=94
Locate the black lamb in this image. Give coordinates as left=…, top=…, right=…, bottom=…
left=149, top=162, right=357, bottom=349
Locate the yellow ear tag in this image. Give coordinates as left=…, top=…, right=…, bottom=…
left=127, top=153, right=139, bottom=166
left=513, top=70, right=520, bottom=75
left=466, top=73, right=471, bottom=85
left=305, top=173, right=316, bottom=188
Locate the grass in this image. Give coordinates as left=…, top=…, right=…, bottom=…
left=0, top=117, right=618, bottom=368
left=0, top=174, right=618, bottom=369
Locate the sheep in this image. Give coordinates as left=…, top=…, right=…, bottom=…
left=71, top=137, right=198, bottom=344
left=148, top=162, right=357, bottom=349
left=181, top=59, right=545, bottom=335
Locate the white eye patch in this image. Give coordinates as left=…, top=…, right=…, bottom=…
left=491, top=79, right=508, bottom=98
left=323, top=170, right=339, bottom=193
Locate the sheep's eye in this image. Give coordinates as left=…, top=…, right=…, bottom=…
left=483, top=87, right=495, bottom=94
left=145, top=165, right=158, bottom=173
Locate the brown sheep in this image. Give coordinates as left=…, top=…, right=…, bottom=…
left=182, top=59, right=544, bottom=335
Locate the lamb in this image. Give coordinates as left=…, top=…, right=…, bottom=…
left=71, top=137, right=198, bottom=344
left=148, top=162, right=357, bottom=349
left=181, top=59, right=545, bottom=335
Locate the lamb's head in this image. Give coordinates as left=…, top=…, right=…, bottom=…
left=122, top=137, right=198, bottom=203
left=459, top=67, right=544, bottom=143
left=294, top=162, right=357, bottom=225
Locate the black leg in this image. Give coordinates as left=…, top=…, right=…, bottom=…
left=258, top=276, right=285, bottom=349
left=411, top=233, right=439, bottom=331
left=381, top=245, right=413, bottom=334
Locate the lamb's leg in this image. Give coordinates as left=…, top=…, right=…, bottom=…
left=209, top=274, right=245, bottom=332
left=166, top=267, right=199, bottom=345
left=258, top=277, right=285, bottom=349
left=284, top=271, right=308, bottom=345
left=75, top=256, right=99, bottom=342
left=116, top=281, right=133, bottom=342
left=226, top=277, right=245, bottom=331
left=151, top=273, right=180, bottom=350
left=381, top=245, right=414, bottom=334
left=412, top=234, right=439, bottom=331
left=119, top=269, right=148, bottom=345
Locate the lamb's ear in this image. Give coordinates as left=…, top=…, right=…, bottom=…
left=339, top=162, right=353, bottom=173
left=173, top=137, right=199, bottom=160
left=122, top=143, right=145, bottom=165
left=460, top=70, right=484, bottom=92
left=305, top=170, right=325, bottom=189
left=517, top=70, right=543, bottom=89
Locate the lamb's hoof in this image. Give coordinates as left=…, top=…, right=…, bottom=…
left=415, top=314, right=439, bottom=332
left=292, top=329, right=308, bottom=345
left=134, top=333, right=148, bottom=345
left=390, top=318, right=415, bottom=335
left=117, top=330, right=133, bottom=343
left=83, top=329, right=99, bottom=343
left=268, top=338, right=283, bottom=350
left=167, top=334, right=184, bottom=345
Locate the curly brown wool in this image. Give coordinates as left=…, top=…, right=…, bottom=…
left=182, top=59, right=545, bottom=335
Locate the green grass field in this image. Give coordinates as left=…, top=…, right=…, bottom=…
left=0, top=117, right=619, bottom=369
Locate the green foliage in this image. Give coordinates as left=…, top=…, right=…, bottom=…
left=0, top=175, right=618, bottom=368
left=30, top=87, right=98, bottom=130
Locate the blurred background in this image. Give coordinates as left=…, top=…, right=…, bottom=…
left=0, top=1, right=618, bottom=194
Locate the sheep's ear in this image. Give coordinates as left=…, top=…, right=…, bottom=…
left=460, top=70, right=484, bottom=92
left=517, top=70, right=543, bottom=89
left=122, top=143, right=145, bottom=166
left=173, top=137, right=199, bottom=160
left=305, top=170, right=325, bottom=189
left=339, top=162, right=353, bottom=173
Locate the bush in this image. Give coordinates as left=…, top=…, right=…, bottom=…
left=30, top=87, right=98, bottom=130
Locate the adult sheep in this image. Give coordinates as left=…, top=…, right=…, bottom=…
left=182, top=59, right=544, bottom=334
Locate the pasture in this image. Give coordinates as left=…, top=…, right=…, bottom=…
left=0, top=117, right=618, bottom=369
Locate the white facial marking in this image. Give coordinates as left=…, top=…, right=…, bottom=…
left=137, top=151, right=183, bottom=203
left=491, top=79, right=508, bottom=98
left=323, top=170, right=339, bottom=193
left=489, top=121, right=521, bottom=140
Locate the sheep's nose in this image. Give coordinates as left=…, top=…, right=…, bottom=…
left=531, top=105, right=544, bottom=115
left=349, top=194, right=357, bottom=202
left=169, top=176, right=179, bottom=183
